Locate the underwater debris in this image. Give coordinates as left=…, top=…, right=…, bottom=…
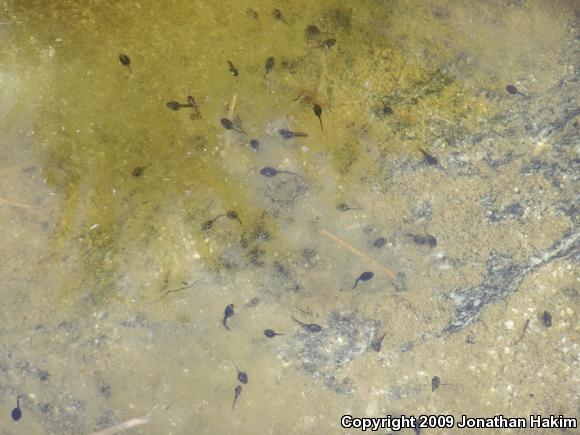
left=514, top=318, right=530, bottom=345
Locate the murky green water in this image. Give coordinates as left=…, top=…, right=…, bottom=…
left=1, top=1, right=578, bottom=434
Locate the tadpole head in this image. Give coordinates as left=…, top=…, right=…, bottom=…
left=119, top=53, right=131, bottom=66
left=313, top=104, right=322, bottom=116
left=260, top=167, right=279, bottom=177
left=166, top=101, right=181, bottom=110
left=359, top=271, right=374, bottom=281
left=220, top=118, right=234, bottom=129
left=506, top=85, right=518, bottom=95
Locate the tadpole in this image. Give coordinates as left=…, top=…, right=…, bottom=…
left=226, top=60, right=239, bottom=77
left=250, top=139, right=260, bottom=152
left=371, top=332, right=386, bottom=352
left=336, top=203, right=361, bottom=212
left=291, top=317, right=322, bottom=333
left=278, top=129, right=308, bottom=139
left=418, top=148, right=438, bottom=166
left=226, top=210, right=242, bottom=225
left=232, top=385, right=242, bottom=410
left=264, top=328, right=284, bottom=338
left=313, top=104, right=323, bottom=132
left=201, top=214, right=225, bottom=231
left=353, top=271, right=374, bottom=289
left=11, top=397, right=22, bottom=421
left=232, top=363, right=248, bottom=384
left=542, top=310, right=552, bottom=327
left=222, top=304, right=234, bottom=330
left=119, top=53, right=132, bottom=73
left=220, top=117, right=244, bottom=133
left=132, top=165, right=150, bottom=177
left=431, top=376, right=441, bottom=392
left=272, top=9, right=289, bottom=25
left=264, top=57, right=275, bottom=77
left=408, top=234, right=437, bottom=247
left=259, top=166, right=304, bottom=180
left=506, top=84, right=528, bottom=97
left=305, top=25, right=321, bottom=39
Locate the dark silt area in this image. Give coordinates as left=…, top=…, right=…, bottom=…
left=0, top=1, right=578, bottom=434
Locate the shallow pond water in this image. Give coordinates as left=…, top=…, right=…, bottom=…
left=0, top=1, right=578, bottom=434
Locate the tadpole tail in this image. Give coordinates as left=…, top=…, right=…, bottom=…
left=222, top=318, right=230, bottom=330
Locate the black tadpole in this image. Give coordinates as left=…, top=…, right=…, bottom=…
left=11, top=397, right=22, bottom=421
left=272, top=9, right=289, bottom=25
left=250, top=139, right=260, bottom=152
left=418, top=148, right=438, bottom=166
left=226, top=210, right=242, bottom=225
left=232, top=364, right=248, bottom=384
left=232, top=385, right=242, bottom=410
left=431, top=376, right=441, bottom=392
left=222, top=304, right=234, bottom=330
left=264, top=57, right=275, bottom=77
left=264, top=328, right=284, bottom=338
left=278, top=129, right=308, bottom=139
left=119, top=53, right=132, bottom=73
left=220, top=117, right=244, bottom=133
left=291, top=316, right=322, bottom=333
left=313, top=104, right=323, bottom=132
left=353, top=271, right=374, bottom=289
left=371, top=332, right=386, bottom=352
left=506, top=84, right=527, bottom=97
left=201, top=214, right=225, bottom=231
left=226, top=60, right=239, bottom=77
